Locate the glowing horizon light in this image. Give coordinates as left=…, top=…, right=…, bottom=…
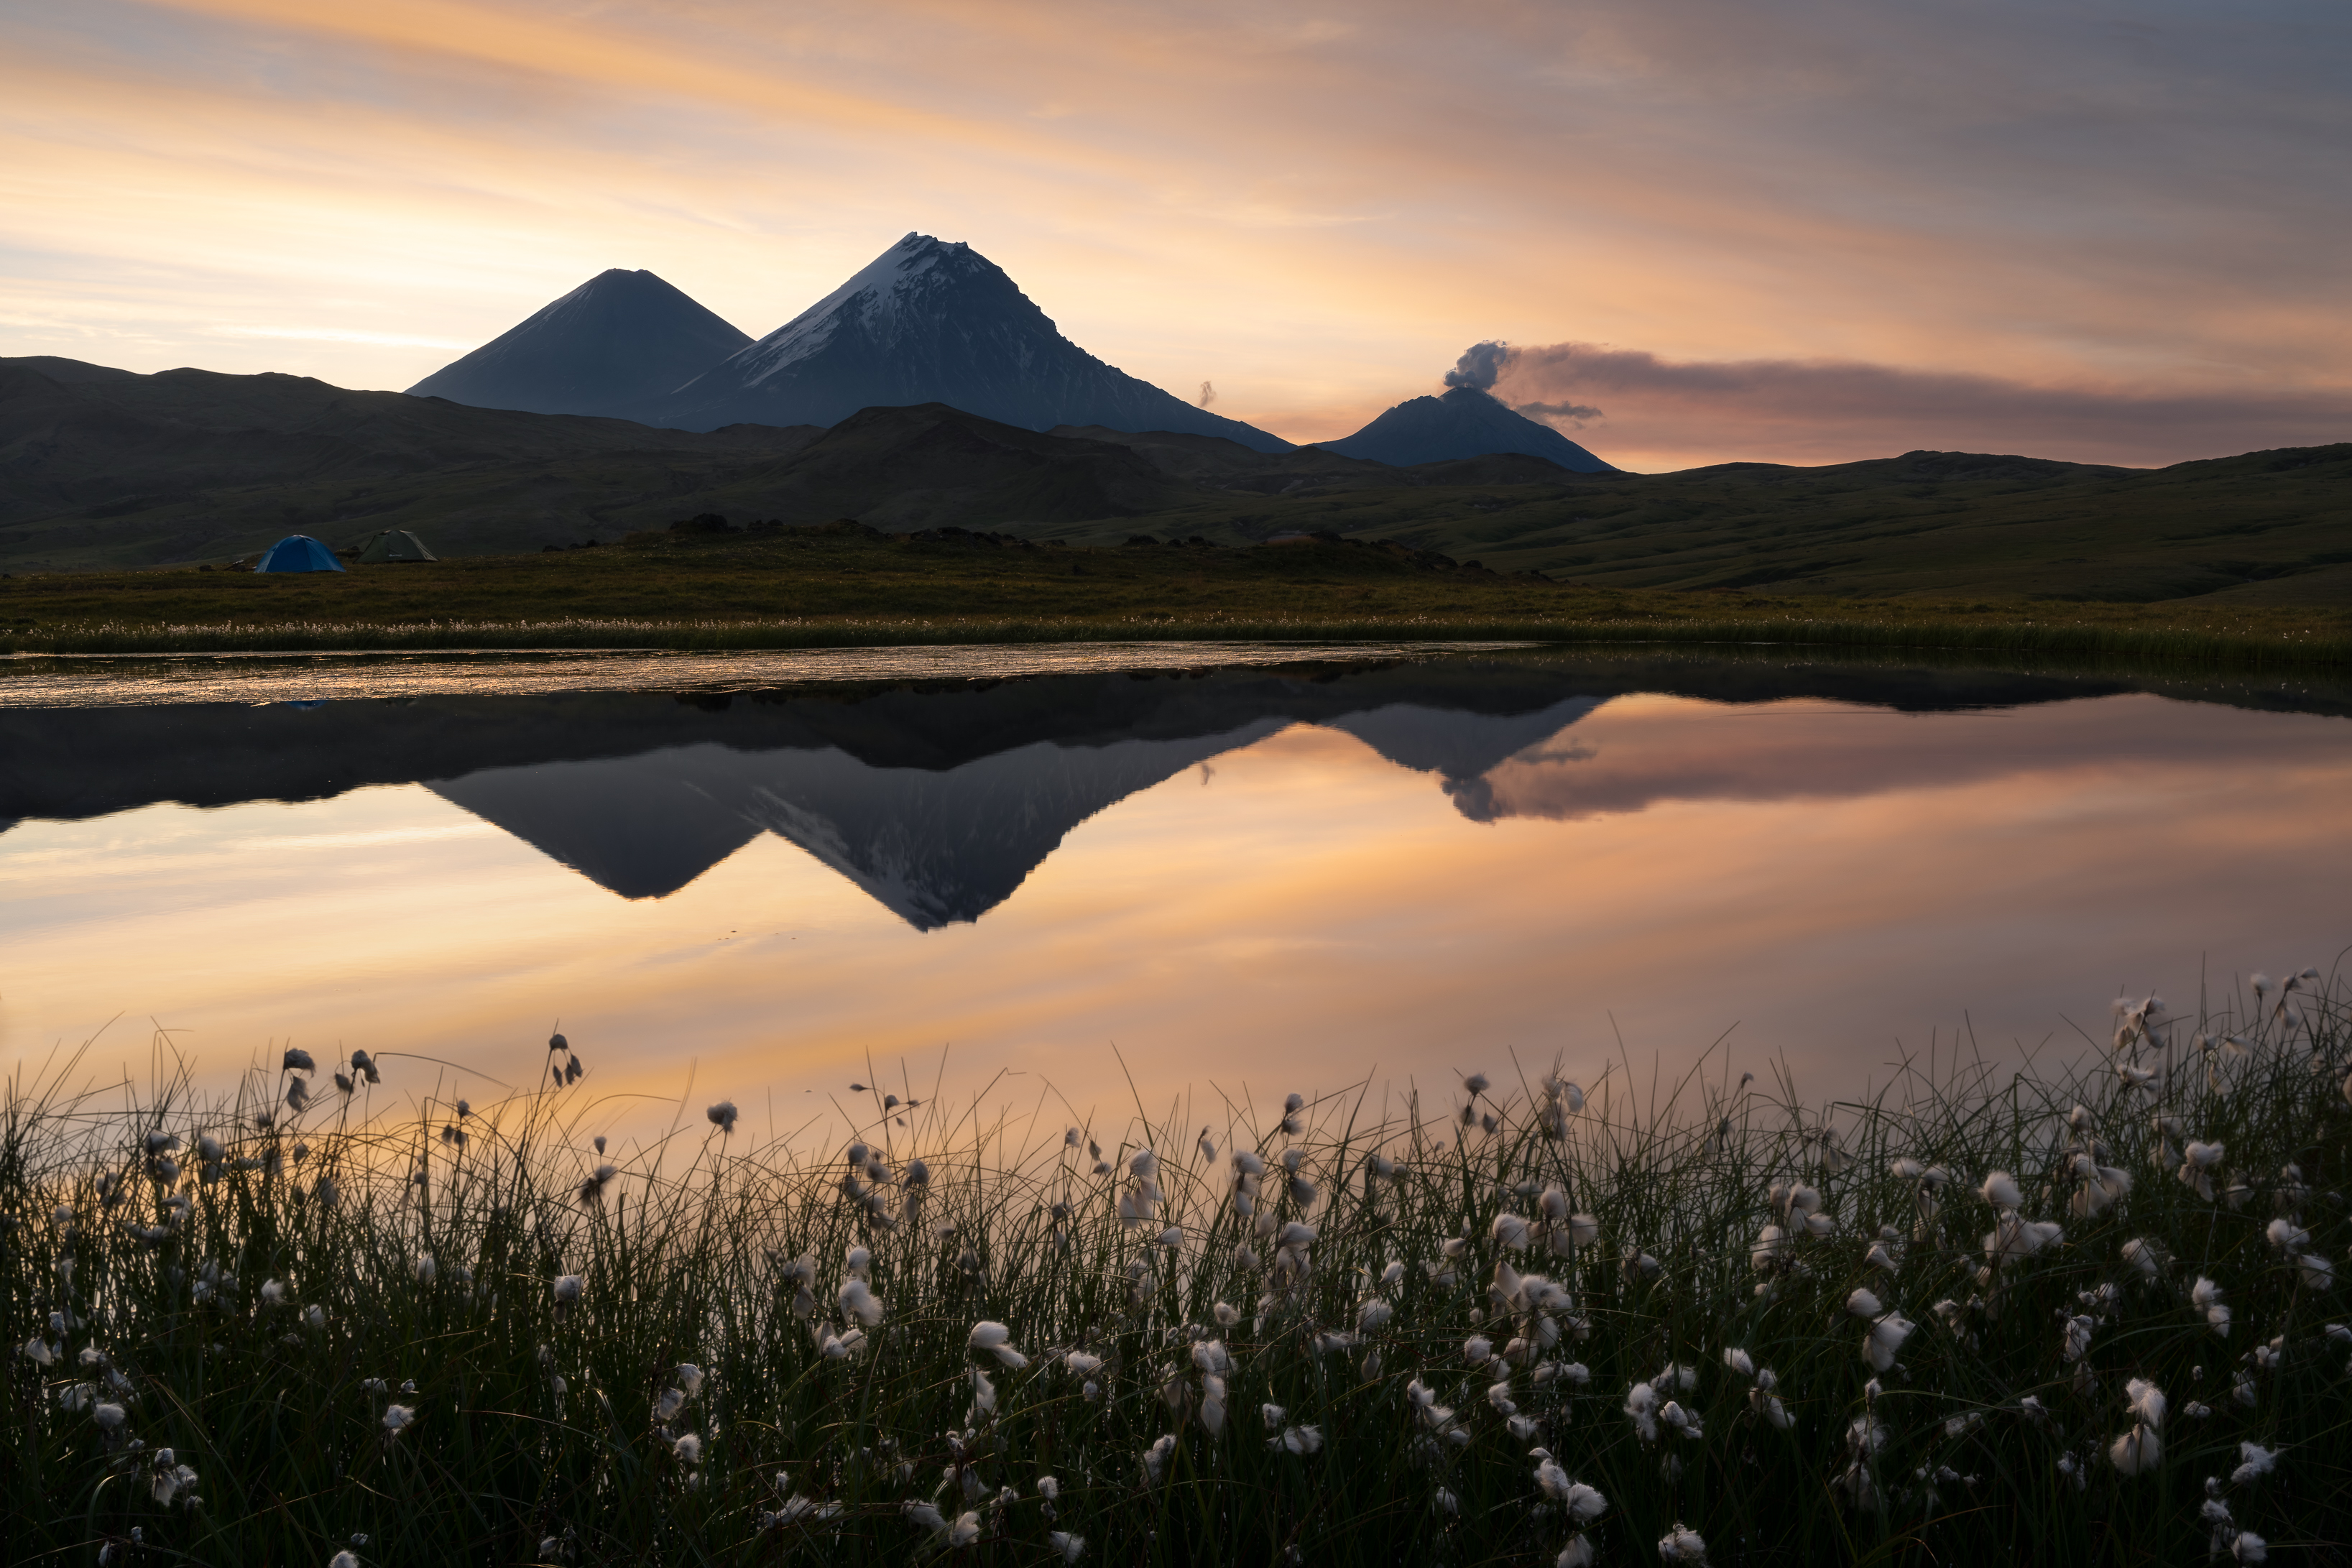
left=0, top=0, right=2342, bottom=466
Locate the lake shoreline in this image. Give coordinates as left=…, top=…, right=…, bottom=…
left=6, top=612, right=2350, bottom=670
left=4, top=530, right=2347, bottom=667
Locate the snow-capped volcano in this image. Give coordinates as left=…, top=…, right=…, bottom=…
left=633, top=234, right=1291, bottom=452
left=1322, top=385, right=1616, bottom=472
left=406, top=269, right=750, bottom=418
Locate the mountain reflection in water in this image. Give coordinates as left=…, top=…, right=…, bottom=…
left=6, top=648, right=2352, bottom=1121
left=6, top=652, right=2297, bottom=931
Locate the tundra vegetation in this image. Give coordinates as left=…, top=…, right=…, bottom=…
left=6, top=972, right=2349, bottom=1566
left=3, top=525, right=2348, bottom=666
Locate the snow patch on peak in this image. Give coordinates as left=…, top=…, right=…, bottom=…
left=738, top=234, right=972, bottom=387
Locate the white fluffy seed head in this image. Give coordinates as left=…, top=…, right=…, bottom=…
left=2125, top=1378, right=2166, bottom=1431
left=838, top=1279, right=884, bottom=1327
left=1658, top=1523, right=1709, bottom=1564
left=2109, top=1424, right=2162, bottom=1476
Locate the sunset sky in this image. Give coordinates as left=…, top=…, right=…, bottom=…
left=3, top=0, right=2346, bottom=470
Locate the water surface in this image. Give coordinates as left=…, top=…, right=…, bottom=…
left=4, top=645, right=2348, bottom=1138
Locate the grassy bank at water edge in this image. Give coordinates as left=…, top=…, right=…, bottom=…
left=3, top=525, right=2350, bottom=667
left=6, top=968, right=2351, bottom=1565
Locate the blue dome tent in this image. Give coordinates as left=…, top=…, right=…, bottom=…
left=254, top=535, right=346, bottom=573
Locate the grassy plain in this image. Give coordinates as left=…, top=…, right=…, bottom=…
left=4, top=525, right=2350, bottom=665
left=6, top=979, right=2347, bottom=1566
left=1032, top=444, right=2352, bottom=604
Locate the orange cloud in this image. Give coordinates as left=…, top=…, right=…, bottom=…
left=4, top=0, right=2347, bottom=461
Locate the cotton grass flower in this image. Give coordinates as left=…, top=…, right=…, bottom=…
left=838, top=1278, right=884, bottom=1327
left=1862, top=1312, right=1914, bottom=1373
left=969, top=1320, right=1028, bottom=1368
left=1623, top=1380, right=1660, bottom=1442
left=1657, top=1523, right=1709, bottom=1564
left=1984, top=1212, right=2064, bottom=1270
left=2108, top=1423, right=2161, bottom=1475
left=2123, top=1377, right=2165, bottom=1429
left=1659, top=1399, right=1703, bottom=1439
left=2231, top=1442, right=2279, bottom=1485
left=1751, top=1378, right=1791, bottom=1429
left=2192, top=1277, right=2231, bottom=1337
left=577, top=1163, right=618, bottom=1206
left=2180, top=1140, right=2226, bottom=1201
left=383, top=1404, right=417, bottom=1436
left=1199, top=1373, right=1228, bottom=1436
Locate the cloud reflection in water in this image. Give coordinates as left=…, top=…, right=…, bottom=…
left=2, top=658, right=2348, bottom=1137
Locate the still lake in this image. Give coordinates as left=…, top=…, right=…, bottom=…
left=4, top=644, right=2349, bottom=1142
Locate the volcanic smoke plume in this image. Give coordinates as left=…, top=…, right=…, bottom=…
left=1440, top=338, right=2350, bottom=466
left=1445, top=341, right=1603, bottom=425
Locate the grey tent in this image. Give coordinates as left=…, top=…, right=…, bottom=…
left=356, top=530, right=438, bottom=564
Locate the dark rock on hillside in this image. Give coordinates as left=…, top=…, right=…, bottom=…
left=406, top=269, right=752, bottom=417
left=1324, top=385, right=1616, bottom=471
left=637, top=234, right=1293, bottom=453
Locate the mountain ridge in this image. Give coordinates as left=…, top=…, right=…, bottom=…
left=629, top=234, right=1294, bottom=452
left=0, top=658, right=2166, bottom=923
left=407, top=269, right=752, bottom=417
left=1324, top=385, right=1617, bottom=471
